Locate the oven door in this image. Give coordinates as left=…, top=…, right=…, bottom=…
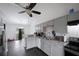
left=64, top=46, right=79, bottom=56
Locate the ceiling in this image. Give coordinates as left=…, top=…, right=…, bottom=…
left=0, top=3, right=30, bottom=24
left=0, top=3, right=79, bottom=25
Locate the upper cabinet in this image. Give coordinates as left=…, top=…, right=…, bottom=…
left=36, top=15, right=67, bottom=35
left=36, top=11, right=79, bottom=33
left=36, top=19, right=54, bottom=32
left=54, top=15, right=67, bottom=35
left=35, top=24, right=43, bottom=32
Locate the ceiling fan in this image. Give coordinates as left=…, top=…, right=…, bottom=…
left=15, top=3, right=41, bottom=17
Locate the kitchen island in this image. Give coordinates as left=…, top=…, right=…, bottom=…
left=25, top=35, right=64, bottom=56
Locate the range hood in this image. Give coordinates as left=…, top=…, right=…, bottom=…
left=67, top=20, right=79, bottom=26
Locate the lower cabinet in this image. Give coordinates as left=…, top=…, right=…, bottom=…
left=26, top=37, right=41, bottom=49
left=41, top=39, right=64, bottom=56
left=43, top=39, right=51, bottom=55
left=26, top=37, right=36, bottom=49
left=26, top=37, right=64, bottom=56
left=51, top=43, right=57, bottom=56
left=35, top=37, right=41, bottom=48
left=41, top=39, right=51, bottom=55
left=51, top=42, right=64, bottom=56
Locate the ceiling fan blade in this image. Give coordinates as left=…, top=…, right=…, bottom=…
left=28, top=3, right=36, bottom=10
left=32, top=10, right=41, bottom=14
left=18, top=11, right=26, bottom=14
left=15, top=3, right=26, bottom=9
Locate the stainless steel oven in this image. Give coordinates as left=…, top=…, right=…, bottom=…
left=64, top=40, right=79, bottom=56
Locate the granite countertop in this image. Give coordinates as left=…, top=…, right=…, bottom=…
left=26, top=35, right=64, bottom=43
left=36, top=35, right=64, bottom=42
left=36, top=36, right=64, bottom=45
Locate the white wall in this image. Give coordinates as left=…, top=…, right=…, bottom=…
left=67, top=25, right=79, bottom=38
left=6, top=23, right=31, bottom=40
left=28, top=19, right=36, bottom=34
left=64, top=25, right=79, bottom=42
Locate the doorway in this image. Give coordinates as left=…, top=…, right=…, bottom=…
left=17, top=28, right=24, bottom=40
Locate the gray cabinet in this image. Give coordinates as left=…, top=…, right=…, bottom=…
left=36, top=15, right=67, bottom=35
left=36, top=19, right=54, bottom=32
left=54, top=16, right=67, bottom=34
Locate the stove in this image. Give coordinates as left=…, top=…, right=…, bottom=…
left=64, top=40, right=79, bottom=56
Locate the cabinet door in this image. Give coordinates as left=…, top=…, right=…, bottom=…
left=26, top=37, right=36, bottom=49
left=51, top=41, right=58, bottom=56
left=41, top=39, right=45, bottom=53
left=54, top=16, right=67, bottom=34
left=51, top=42, right=64, bottom=56
left=41, top=39, right=51, bottom=55
left=43, top=40, right=51, bottom=56
left=35, top=37, right=41, bottom=48
left=56, top=44, right=64, bottom=56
